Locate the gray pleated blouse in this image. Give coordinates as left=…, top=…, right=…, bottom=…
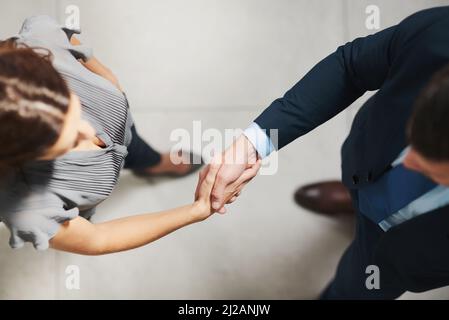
left=0, top=15, right=134, bottom=250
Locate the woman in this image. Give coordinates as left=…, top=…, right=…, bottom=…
left=0, top=15, right=260, bottom=255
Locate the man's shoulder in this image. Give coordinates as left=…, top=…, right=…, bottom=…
left=397, top=6, right=449, bottom=37
left=387, top=6, right=449, bottom=68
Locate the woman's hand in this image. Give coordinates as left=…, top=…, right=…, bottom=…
left=192, top=159, right=221, bottom=221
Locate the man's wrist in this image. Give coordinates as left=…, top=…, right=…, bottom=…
left=243, top=122, right=275, bottom=159
left=240, top=134, right=258, bottom=162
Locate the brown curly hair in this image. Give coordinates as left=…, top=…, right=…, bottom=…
left=0, top=38, right=71, bottom=171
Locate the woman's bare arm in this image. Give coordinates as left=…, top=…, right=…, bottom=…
left=49, top=162, right=226, bottom=255
left=50, top=203, right=206, bottom=255
left=70, top=36, right=122, bottom=91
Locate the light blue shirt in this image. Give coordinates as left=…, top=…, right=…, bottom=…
left=243, top=124, right=449, bottom=231
left=379, top=147, right=449, bottom=231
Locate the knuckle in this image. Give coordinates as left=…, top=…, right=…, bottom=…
left=211, top=191, right=222, bottom=201
left=217, top=171, right=228, bottom=182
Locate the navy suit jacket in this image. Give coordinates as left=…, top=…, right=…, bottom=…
left=255, top=7, right=449, bottom=292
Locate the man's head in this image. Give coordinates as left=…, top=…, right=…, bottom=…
left=404, top=64, right=449, bottom=186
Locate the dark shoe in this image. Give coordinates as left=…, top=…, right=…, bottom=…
left=133, top=151, right=203, bottom=178
left=294, top=180, right=355, bottom=215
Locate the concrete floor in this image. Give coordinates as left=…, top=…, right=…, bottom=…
left=1, top=109, right=449, bottom=299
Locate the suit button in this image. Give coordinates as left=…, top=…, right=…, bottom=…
left=352, top=175, right=359, bottom=185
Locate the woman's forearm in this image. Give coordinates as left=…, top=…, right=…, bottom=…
left=50, top=202, right=208, bottom=255
left=96, top=204, right=201, bottom=254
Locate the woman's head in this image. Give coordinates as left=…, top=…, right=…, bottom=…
left=0, top=38, right=95, bottom=168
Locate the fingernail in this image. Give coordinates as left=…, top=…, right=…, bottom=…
left=212, top=202, right=220, bottom=209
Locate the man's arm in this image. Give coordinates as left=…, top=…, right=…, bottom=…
left=255, top=25, right=398, bottom=150
left=209, top=26, right=400, bottom=210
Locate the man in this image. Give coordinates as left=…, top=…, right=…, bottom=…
left=198, top=6, right=449, bottom=299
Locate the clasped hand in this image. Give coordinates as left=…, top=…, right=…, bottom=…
left=194, top=135, right=261, bottom=216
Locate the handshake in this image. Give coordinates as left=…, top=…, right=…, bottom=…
left=193, top=134, right=262, bottom=220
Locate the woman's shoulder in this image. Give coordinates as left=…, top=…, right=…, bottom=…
left=20, top=15, right=60, bottom=31
left=0, top=171, right=79, bottom=250
left=18, top=15, right=67, bottom=44
left=16, top=15, right=93, bottom=64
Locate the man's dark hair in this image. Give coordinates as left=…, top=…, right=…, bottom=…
left=408, top=64, right=449, bottom=162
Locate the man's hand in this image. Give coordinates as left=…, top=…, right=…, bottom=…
left=195, top=135, right=261, bottom=213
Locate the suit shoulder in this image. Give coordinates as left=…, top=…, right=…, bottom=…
left=388, top=6, right=449, bottom=57
left=398, top=6, right=449, bottom=33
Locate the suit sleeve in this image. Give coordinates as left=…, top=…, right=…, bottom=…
left=254, top=25, right=398, bottom=150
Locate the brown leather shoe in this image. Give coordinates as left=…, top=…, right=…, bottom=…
left=294, top=180, right=355, bottom=215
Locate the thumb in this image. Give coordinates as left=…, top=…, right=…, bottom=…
left=211, top=179, right=226, bottom=210
left=210, top=155, right=227, bottom=210
left=204, top=160, right=221, bottom=187
left=211, top=177, right=226, bottom=211
left=194, top=165, right=209, bottom=201
left=199, top=155, right=222, bottom=204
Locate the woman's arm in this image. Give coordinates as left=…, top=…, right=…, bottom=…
left=50, top=203, right=204, bottom=255
left=49, top=162, right=227, bottom=255
left=70, top=36, right=122, bottom=91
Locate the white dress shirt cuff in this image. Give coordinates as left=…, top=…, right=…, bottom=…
left=243, top=122, right=275, bottom=159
